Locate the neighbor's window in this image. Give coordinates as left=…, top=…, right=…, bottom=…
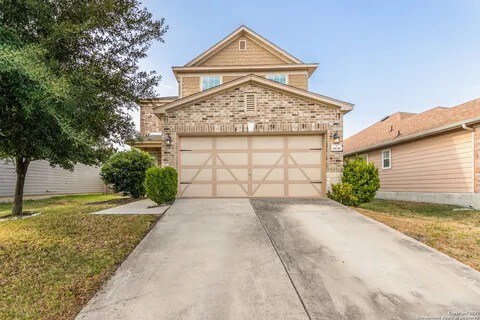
left=201, top=76, right=221, bottom=91
left=266, top=74, right=287, bottom=84
left=358, top=154, right=369, bottom=163
left=382, top=149, right=391, bottom=169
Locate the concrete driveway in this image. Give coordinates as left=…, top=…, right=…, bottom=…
left=77, top=198, right=480, bottom=320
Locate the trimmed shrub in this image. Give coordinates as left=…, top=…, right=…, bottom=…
left=342, top=157, right=380, bottom=204
left=145, top=166, right=178, bottom=205
left=328, top=157, right=380, bottom=206
left=327, top=182, right=359, bottom=206
left=100, top=149, right=155, bottom=198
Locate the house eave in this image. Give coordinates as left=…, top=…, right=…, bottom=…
left=172, top=64, right=319, bottom=80
left=344, top=117, right=480, bottom=156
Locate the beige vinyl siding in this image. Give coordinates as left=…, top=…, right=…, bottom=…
left=0, top=160, right=104, bottom=197
left=223, top=75, right=242, bottom=83
left=200, top=36, right=286, bottom=66
left=182, top=73, right=308, bottom=94
left=367, top=130, right=474, bottom=193
left=288, top=73, right=308, bottom=90
left=181, top=76, right=200, bottom=97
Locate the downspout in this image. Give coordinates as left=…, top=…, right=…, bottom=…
left=462, top=123, right=475, bottom=207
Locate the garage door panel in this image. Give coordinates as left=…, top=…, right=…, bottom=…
left=217, top=169, right=248, bottom=181
left=289, top=168, right=322, bottom=181
left=180, top=154, right=212, bottom=166
left=252, top=168, right=283, bottom=181
left=252, top=136, right=283, bottom=149
left=181, top=169, right=212, bottom=181
left=288, top=135, right=322, bottom=149
left=252, top=153, right=283, bottom=165
left=217, top=153, right=248, bottom=165
left=217, top=184, right=248, bottom=197
left=253, top=184, right=284, bottom=197
left=181, top=137, right=213, bottom=150
left=180, top=184, right=212, bottom=197
left=216, top=136, right=247, bottom=150
left=289, top=184, right=321, bottom=197
left=289, top=152, right=322, bottom=165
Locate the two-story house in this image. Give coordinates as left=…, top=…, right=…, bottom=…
left=130, top=25, right=353, bottom=198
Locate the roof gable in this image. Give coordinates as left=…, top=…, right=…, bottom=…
left=153, top=74, right=353, bottom=114
left=344, top=98, right=480, bottom=154
left=185, top=26, right=303, bottom=67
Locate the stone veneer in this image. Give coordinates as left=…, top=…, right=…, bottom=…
left=153, top=82, right=345, bottom=189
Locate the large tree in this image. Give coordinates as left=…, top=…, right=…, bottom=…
left=0, top=1, right=167, bottom=215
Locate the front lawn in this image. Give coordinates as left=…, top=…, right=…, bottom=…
left=357, top=199, right=480, bottom=271
left=0, top=194, right=159, bottom=320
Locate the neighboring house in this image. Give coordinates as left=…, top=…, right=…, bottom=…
left=130, top=25, right=353, bottom=198
left=0, top=160, right=104, bottom=200
left=344, top=99, right=480, bottom=208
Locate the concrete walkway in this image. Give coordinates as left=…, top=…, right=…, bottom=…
left=92, top=199, right=169, bottom=215
left=77, top=199, right=308, bottom=320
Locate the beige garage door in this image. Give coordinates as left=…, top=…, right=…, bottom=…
left=178, top=135, right=324, bottom=198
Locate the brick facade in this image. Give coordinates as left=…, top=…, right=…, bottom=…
left=475, top=125, right=480, bottom=193
left=158, top=82, right=344, bottom=188
left=140, top=103, right=162, bottom=135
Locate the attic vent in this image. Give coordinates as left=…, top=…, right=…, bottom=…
left=244, top=94, right=256, bottom=112
left=239, top=40, right=247, bottom=51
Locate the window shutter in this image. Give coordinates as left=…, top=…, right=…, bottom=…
left=244, top=94, right=256, bottom=112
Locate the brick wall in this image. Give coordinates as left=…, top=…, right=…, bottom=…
left=161, top=82, right=344, bottom=188
left=475, top=125, right=480, bottom=193
left=140, top=103, right=162, bottom=135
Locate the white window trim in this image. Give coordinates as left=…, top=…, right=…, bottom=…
left=359, top=154, right=369, bottom=163
left=382, top=148, right=392, bottom=169
left=265, top=74, right=288, bottom=85
left=239, top=40, right=247, bottom=51
left=200, top=76, right=223, bottom=91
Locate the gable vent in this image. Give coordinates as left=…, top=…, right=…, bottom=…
left=239, top=39, right=247, bottom=51
left=244, top=94, right=256, bottom=112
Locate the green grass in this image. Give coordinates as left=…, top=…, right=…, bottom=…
left=357, top=199, right=480, bottom=271
left=0, top=194, right=159, bottom=320
left=359, top=199, right=479, bottom=219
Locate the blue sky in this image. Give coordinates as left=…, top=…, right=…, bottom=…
left=137, top=0, right=480, bottom=138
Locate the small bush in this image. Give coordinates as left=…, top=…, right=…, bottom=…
left=327, top=182, right=359, bottom=206
left=328, top=157, right=380, bottom=206
left=145, top=166, right=178, bottom=205
left=100, top=149, right=155, bottom=198
left=342, top=157, right=380, bottom=204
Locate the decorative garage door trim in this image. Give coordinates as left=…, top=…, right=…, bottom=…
left=179, top=135, right=325, bottom=198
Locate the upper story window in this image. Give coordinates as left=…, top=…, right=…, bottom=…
left=266, top=74, right=287, bottom=84
left=201, top=76, right=221, bottom=91
left=382, top=149, right=391, bottom=169
left=239, top=40, right=247, bottom=51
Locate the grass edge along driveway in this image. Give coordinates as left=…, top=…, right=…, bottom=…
left=357, top=199, right=480, bottom=272
left=0, top=194, right=159, bottom=320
